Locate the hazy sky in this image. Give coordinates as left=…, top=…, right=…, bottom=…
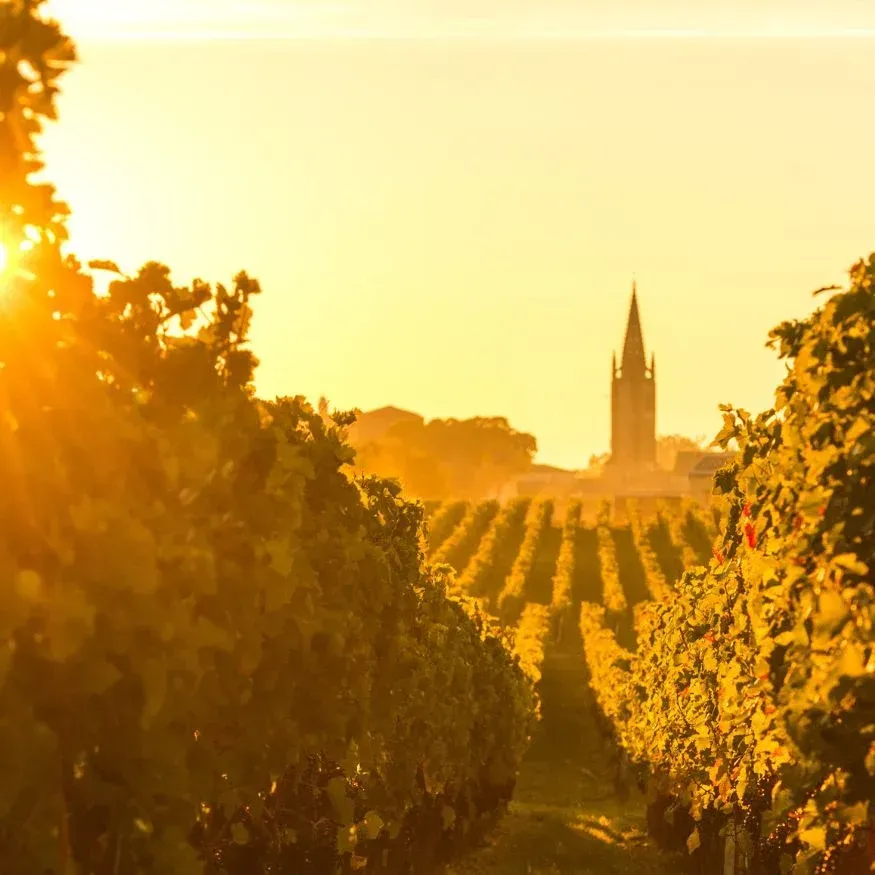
left=47, top=0, right=875, bottom=37
left=37, top=2, right=875, bottom=467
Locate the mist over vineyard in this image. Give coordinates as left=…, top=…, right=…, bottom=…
left=1, top=2, right=874, bottom=875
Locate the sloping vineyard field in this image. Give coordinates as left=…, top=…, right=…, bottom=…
left=425, top=494, right=721, bottom=663
left=423, top=264, right=875, bottom=875
left=428, top=445, right=875, bottom=875
left=575, top=270, right=875, bottom=875
left=423, top=494, right=726, bottom=874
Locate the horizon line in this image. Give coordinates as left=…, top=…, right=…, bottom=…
left=66, top=27, right=875, bottom=43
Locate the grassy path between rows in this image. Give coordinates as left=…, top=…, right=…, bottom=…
left=448, top=624, right=680, bottom=875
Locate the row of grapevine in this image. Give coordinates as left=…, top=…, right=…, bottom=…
left=579, top=603, right=634, bottom=728
left=550, top=499, right=583, bottom=624
left=577, top=262, right=875, bottom=873
left=626, top=499, right=672, bottom=602
left=497, top=498, right=554, bottom=624
left=431, top=499, right=500, bottom=571
left=422, top=499, right=443, bottom=519
left=658, top=498, right=700, bottom=570
left=426, top=496, right=721, bottom=628
left=426, top=499, right=469, bottom=555
left=512, top=603, right=553, bottom=691
left=454, top=497, right=531, bottom=601
left=596, top=500, right=628, bottom=618
left=0, top=10, right=538, bottom=874
left=675, top=496, right=716, bottom=565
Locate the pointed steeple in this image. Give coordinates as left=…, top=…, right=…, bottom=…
left=621, top=281, right=647, bottom=376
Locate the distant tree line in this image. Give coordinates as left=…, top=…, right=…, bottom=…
left=343, top=408, right=537, bottom=500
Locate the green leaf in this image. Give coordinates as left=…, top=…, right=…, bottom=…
left=799, top=826, right=826, bottom=851
left=832, top=554, right=869, bottom=576
left=79, top=660, right=123, bottom=695
left=816, top=590, right=849, bottom=630
left=845, top=417, right=870, bottom=444
left=836, top=643, right=867, bottom=679
left=231, top=823, right=249, bottom=845
left=192, top=616, right=234, bottom=652
left=326, top=776, right=355, bottom=826
left=361, top=811, right=384, bottom=840
left=441, top=805, right=456, bottom=830
left=139, top=658, right=167, bottom=724
left=336, top=825, right=356, bottom=854
left=266, top=536, right=294, bottom=578
left=14, top=570, right=43, bottom=602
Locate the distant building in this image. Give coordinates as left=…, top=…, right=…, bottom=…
left=347, top=405, right=423, bottom=445
left=673, top=450, right=706, bottom=476
left=352, top=289, right=736, bottom=503
left=606, top=282, right=657, bottom=474
left=578, top=282, right=735, bottom=500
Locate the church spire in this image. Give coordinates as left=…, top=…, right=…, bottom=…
left=621, top=280, right=647, bottom=376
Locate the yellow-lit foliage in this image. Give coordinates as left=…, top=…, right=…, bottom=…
left=0, top=5, right=537, bottom=873
left=550, top=498, right=582, bottom=623
left=497, top=498, right=553, bottom=624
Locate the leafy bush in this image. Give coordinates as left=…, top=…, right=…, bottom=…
left=454, top=497, right=530, bottom=601
left=0, top=4, right=536, bottom=872
left=581, top=260, right=875, bottom=872
left=430, top=500, right=499, bottom=572
left=626, top=499, right=671, bottom=601
left=595, top=501, right=627, bottom=617
left=497, top=499, right=553, bottom=624
left=550, top=499, right=582, bottom=629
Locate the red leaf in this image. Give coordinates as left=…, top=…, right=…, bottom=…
left=744, top=522, right=757, bottom=548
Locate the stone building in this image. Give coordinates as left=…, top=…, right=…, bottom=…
left=595, top=282, right=732, bottom=499
left=514, top=282, right=734, bottom=502
left=606, top=282, right=657, bottom=474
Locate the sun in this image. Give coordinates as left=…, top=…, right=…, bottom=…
left=0, top=240, right=11, bottom=289
left=0, top=237, right=26, bottom=288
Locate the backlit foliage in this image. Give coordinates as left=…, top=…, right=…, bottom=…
left=581, top=262, right=875, bottom=872
left=0, top=4, right=536, bottom=873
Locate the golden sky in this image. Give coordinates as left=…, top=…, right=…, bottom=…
left=37, top=2, right=875, bottom=467
left=46, top=1, right=875, bottom=38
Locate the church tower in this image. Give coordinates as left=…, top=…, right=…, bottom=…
left=608, top=282, right=656, bottom=471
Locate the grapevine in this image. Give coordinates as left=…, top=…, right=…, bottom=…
left=430, top=500, right=500, bottom=572
left=573, top=260, right=875, bottom=873
left=512, top=603, right=552, bottom=693
left=454, top=497, right=530, bottom=601
left=550, top=499, right=582, bottom=632
left=659, top=499, right=700, bottom=571
left=626, top=499, right=671, bottom=602
left=596, top=500, right=628, bottom=618
left=426, top=500, right=469, bottom=556
left=497, top=499, right=554, bottom=624
left=0, top=7, right=538, bottom=873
